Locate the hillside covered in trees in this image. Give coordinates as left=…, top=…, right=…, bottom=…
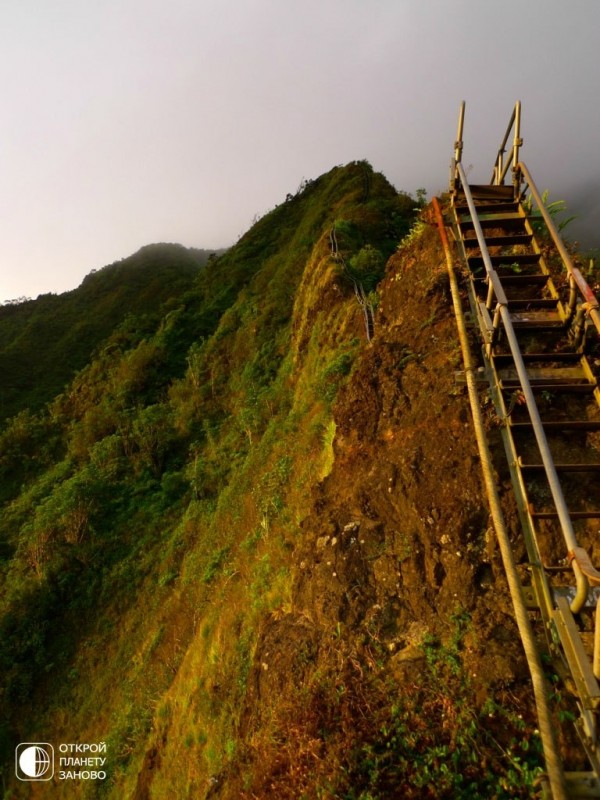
left=0, top=163, right=544, bottom=798
left=0, top=244, right=221, bottom=423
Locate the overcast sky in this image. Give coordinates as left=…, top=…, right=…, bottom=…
left=2, top=0, right=599, bottom=301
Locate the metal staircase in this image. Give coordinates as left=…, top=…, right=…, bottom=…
left=444, top=101, right=600, bottom=798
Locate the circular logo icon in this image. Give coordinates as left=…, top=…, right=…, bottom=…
left=16, top=743, right=54, bottom=781
left=20, top=746, right=51, bottom=778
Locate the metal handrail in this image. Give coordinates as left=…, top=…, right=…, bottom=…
left=456, top=163, right=507, bottom=308
left=456, top=162, right=590, bottom=612
left=454, top=100, right=465, bottom=166
left=516, top=161, right=600, bottom=336
left=487, top=106, right=600, bottom=336
left=449, top=101, right=466, bottom=192
left=491, top=101, right=522, bottom=186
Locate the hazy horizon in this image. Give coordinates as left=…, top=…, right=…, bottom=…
left=2, top=0, right=599, bottom=302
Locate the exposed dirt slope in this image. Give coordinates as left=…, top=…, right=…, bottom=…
left=197, top=220, right=542, bottom=799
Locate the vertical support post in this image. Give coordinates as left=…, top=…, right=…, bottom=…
left=455, top=101, right=465, bottom=164
left=451, top=101, right=465, bottom=193
left=491, top=304, right=502, bottom=346
left=566, top=274, right=578, bottom=323
left=594, top=600, right=600, bottom=679
left=486, top=279, right=495, bottom=311
left=512, top=100, right=523, bottom=198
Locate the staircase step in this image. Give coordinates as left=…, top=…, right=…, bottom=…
left=463, top=233, right=533, bottom=248
left=468, top=253, right=541, bottom=270
left=457, top=184, right=516, bottom=201
left=506, top=298, right=559, bottom=310
left=509, top=320, right=565, bottom=331
left=456, top=202, right=520, bottom=216
left=510, top=309, right=561, bottom=322
left=476, top=273, right=549, bottom=286
left=494, top=352, right=582, bottom=365
left=521, top=462, right=600, bottom=473
left=506, top=308, right=564, bottom=330
left=460, top=215, right=526, bottom=232
left=531, top=510, right=600, bottom=520
left=510, top=420, right=600, bottom=432
left=499, top=366, right=588, bottom=384
left=502, top=382, right=597, bottom=394
left=564, top=771, right=600, bottom=797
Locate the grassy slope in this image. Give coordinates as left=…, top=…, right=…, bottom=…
left=0, top=162, right=417, bottom=797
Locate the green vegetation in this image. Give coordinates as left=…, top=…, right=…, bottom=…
left=524, top=189, right=576, bottom=235
left=0, top=244, right=219, bottom=423
left=0, top=164, right=545, bottom=798
left=241, top=611, right=544, bottom=798
left=0, top=162, right=420, bottom=798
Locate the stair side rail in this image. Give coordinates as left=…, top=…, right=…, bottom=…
left=486, top=100, right=600, bottom=337
left=516, top=161, right=600, bottom=337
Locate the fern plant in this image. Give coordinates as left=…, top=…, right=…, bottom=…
left=524, top=189, right=576, bottom=235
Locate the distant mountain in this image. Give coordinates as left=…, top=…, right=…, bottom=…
left=0, top=244, right=222, bottom=422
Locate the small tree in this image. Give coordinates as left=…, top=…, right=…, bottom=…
left=347, top=245, right=385, bottom=293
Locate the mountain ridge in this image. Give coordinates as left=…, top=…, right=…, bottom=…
left=0, top=162, right=546, bottom=798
